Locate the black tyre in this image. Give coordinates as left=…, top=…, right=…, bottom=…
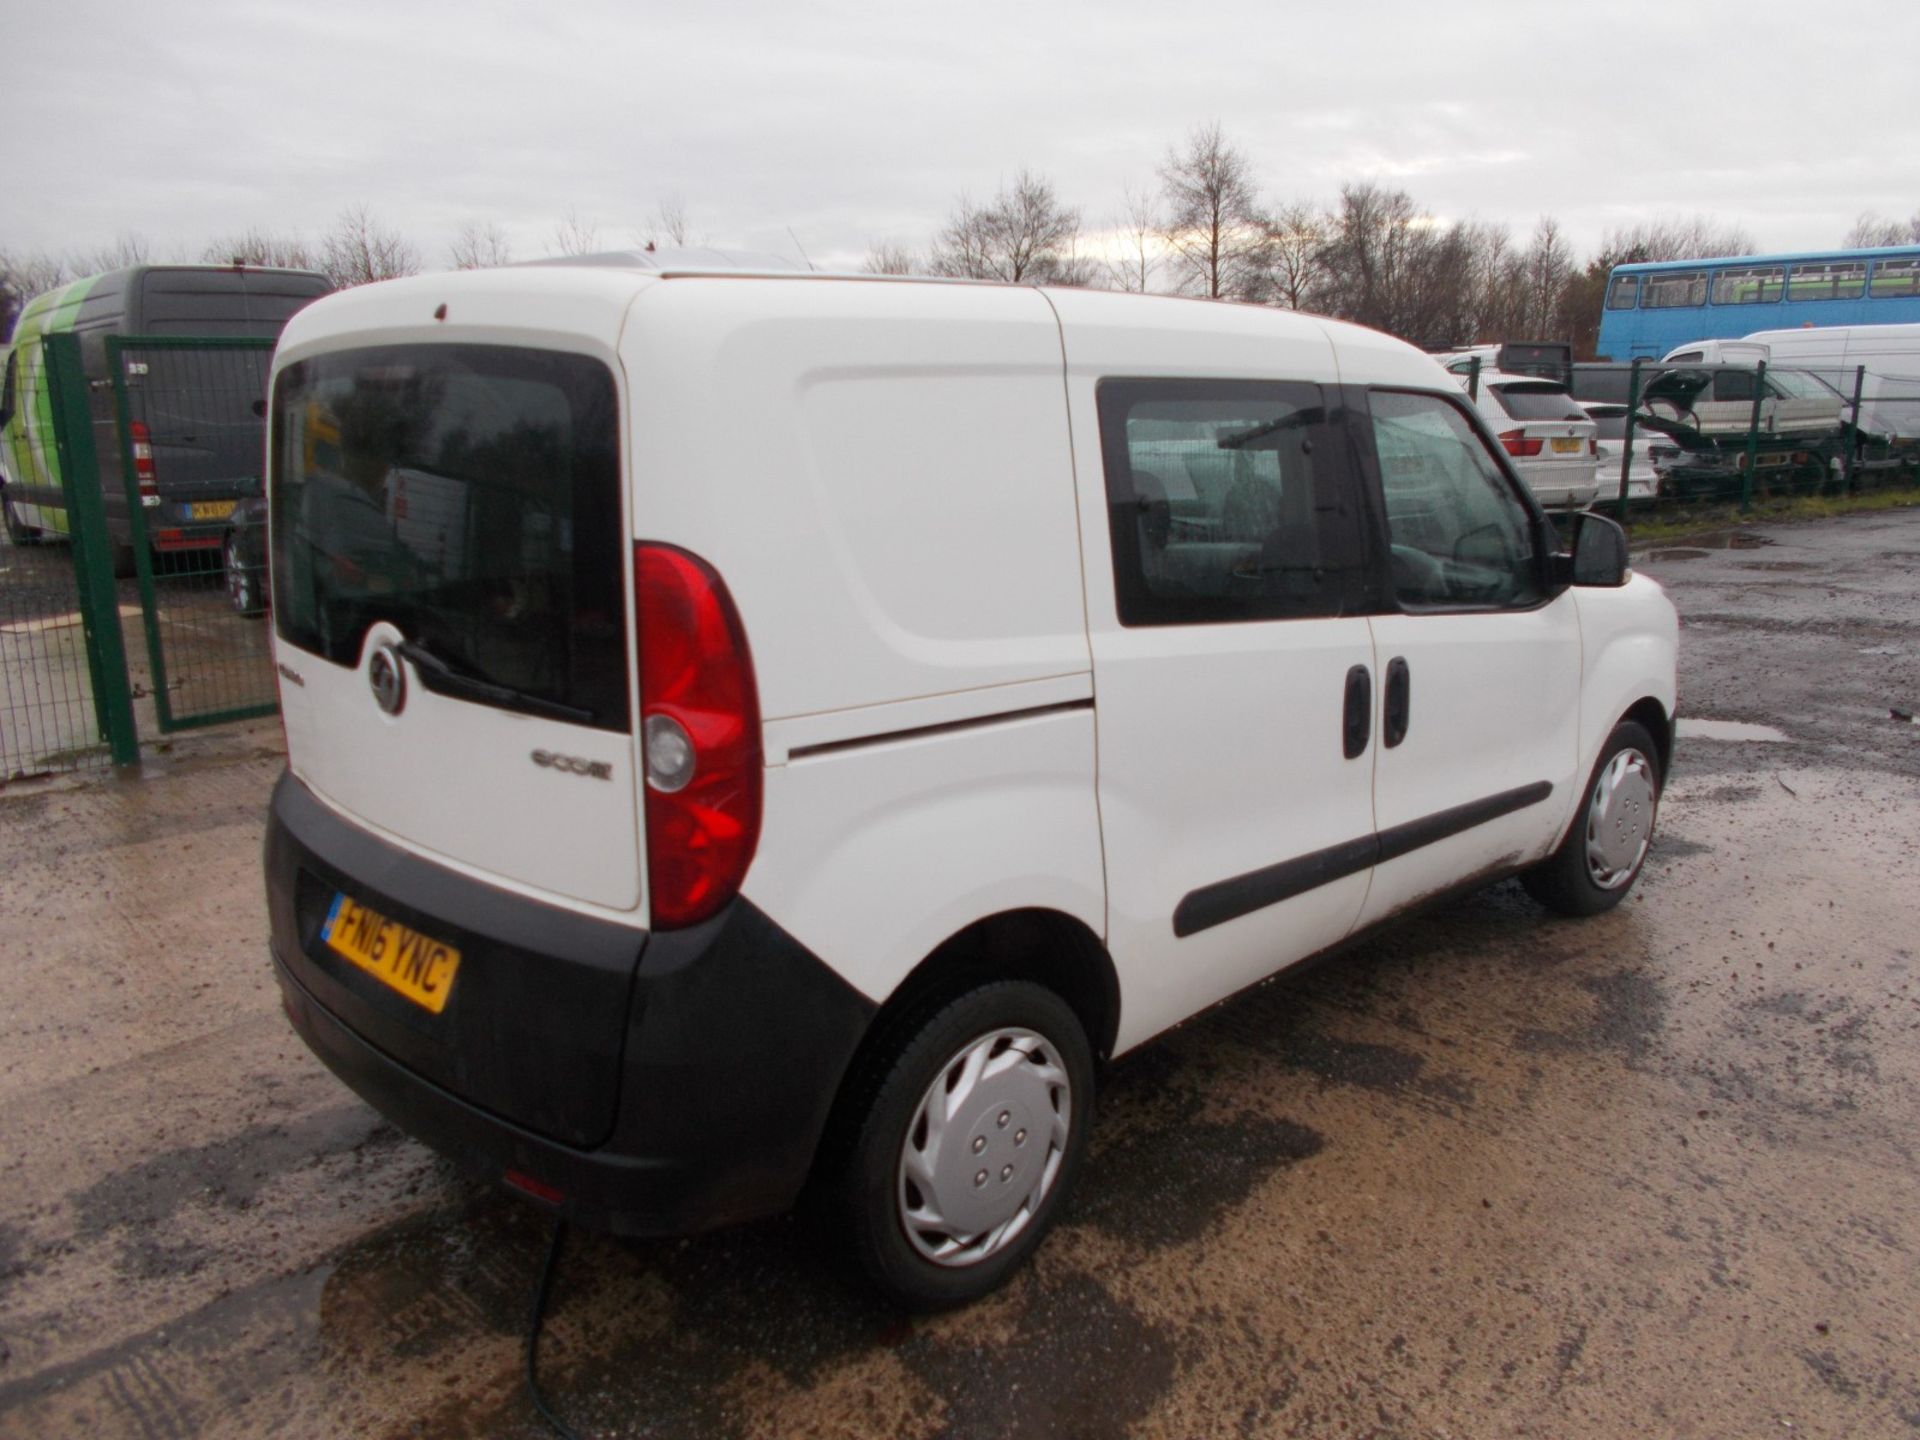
left=1522, top=720, right=1661, bottom=917
left=224, top=531, right=263, bottom=615
left=2, top=493, right=39, bottom=546
left=833, top=981, right=1094, bottom=1310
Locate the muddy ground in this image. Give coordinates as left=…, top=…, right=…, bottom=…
left=1, top=509, right=1916, bottom=1439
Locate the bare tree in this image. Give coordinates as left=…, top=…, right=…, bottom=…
left=319, top=204, right=421, bottom=289
left=1844, top=211, right=1920, bottom=248
left=1101, top=182, right=1165, bottom=294
left=929, top=170, right=1084, bottom=284
left=1514, top=217, right=1576, bottom=336
left=1597, top=216, right=1756, bottom=265
left=1159, top=123, right=1269, bottom=301
left=0, top=249, right=72, bottom=338
left=74, top=232, right=154, bottom=273
left=861, top=242, right=921, bottom=276
left=201, top=227, right=315, bottom=269
left=643, top=196, right=696, bottom=249
left=449, top=221, right=513, bottom=270
left=1265, top=199, right=1325, bottom=311
left=551, top=208, right=601, bottom=257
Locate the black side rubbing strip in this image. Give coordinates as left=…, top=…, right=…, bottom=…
left=1374, top=781, right=1553, bottom=864
left=1172, top=781, right=1553, bottom=938
left=1174, top=834, right=1378, bottom=938
left=787, top=698, right=1093, bottom=762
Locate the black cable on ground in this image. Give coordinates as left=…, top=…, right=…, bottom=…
left=526, top=1216, right=588, bottom=1440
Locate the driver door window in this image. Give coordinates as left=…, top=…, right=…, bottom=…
left=1366, top=391, right=1542, bottom=611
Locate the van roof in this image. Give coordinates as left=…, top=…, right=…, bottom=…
left=275, top=266, right=1450, bottom=394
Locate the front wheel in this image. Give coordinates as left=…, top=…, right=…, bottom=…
left=1523, top=720, right=1661, bottom=917
left=833, top=981, right=1094, bottom=1310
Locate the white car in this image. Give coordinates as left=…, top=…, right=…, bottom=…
left=1581, top=402, right=1662, bottom=503
left=262, top=258, right=1678, bottom=1308
left=1456, top=369, right=1600, bottom=508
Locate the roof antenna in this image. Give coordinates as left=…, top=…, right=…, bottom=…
left=787, top=228, right=816, bottom=272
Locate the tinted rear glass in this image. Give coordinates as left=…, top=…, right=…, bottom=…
left=141, top=270, right=332, bottom=336
left=1490, top=384, right=1587, bottom=421
left=271, top=344, right=628, bottom=731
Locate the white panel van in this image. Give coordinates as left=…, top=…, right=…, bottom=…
left=263, top=257, right=1678, bottom=1307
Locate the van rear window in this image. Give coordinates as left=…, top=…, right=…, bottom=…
left=270, top=344, right=628, bottom=731
left=141, top=271, right=332, bottom=336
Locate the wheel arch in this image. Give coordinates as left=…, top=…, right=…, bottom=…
left=811, top=907, right=1120, bottom=1179
left=868, top=907, right=1119, bottom=1064
left=1621, top=695, right=1673, bottom=780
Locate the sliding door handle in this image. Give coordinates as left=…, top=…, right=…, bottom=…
left=1342, top=665, right=1372, bottom=759
left=1384, top=656, right=1411, bottom=748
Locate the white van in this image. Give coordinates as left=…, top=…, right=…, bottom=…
left=1705, top=324, right=1920, bottom=448
left=263, top=257, right=1678, bottom=1308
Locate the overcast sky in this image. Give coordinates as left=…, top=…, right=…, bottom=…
left=5, top=0, right=1916, bottom=274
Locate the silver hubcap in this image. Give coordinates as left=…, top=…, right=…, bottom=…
left=897, top=1026, right=1071, bottom=1267
left=227, top=543, right=247, bottom=607
left=1585, top=747, right=1656, bottom=889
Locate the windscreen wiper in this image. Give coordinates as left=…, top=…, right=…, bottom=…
left=395, top=639, right=594, bottom=724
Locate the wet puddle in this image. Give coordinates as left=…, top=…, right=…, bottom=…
left=1643, top=532, right=1776, bottom=563
left=1676, top=718, right=1790, bottom=743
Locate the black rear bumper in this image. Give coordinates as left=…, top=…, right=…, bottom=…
left=266, top=772, right=876, bottom=1236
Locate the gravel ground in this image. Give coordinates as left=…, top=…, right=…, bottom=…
left=1, top=508, right=1916, bottom=1440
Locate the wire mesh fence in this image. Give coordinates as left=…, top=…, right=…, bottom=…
left=109, top=338, right=278, bottom=730
left=0, top=523, right=111, bottom=780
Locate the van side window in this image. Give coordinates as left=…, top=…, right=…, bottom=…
left=1096, top=379, right=1372, bottom=626
left=1363, top=391, right=1542, bottom=611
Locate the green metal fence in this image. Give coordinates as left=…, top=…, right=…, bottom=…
left=0, top=333, right=137, bottom=780
left=1, top=331, right=277, bottom=783
left=108, top=337, right=279, bottom=731
left=1606, top=361, right=1920, bottom=521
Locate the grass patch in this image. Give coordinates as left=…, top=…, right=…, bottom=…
left=1616, top=481, right=1920, bottom=546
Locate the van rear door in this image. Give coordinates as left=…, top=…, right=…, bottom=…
left=270, top=341, right=641, bottom=914
left=133, top=269, right=334, bottom=542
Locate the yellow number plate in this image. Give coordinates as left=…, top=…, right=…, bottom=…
left=323, top=894, right=461, bottom=1013
left=189, top=500, right=237, bottom=520
left=1550, top=437, right=1585, bottom=454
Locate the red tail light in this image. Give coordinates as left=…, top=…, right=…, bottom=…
left=635, top=543, right=762, bottom=929
left=1588, top=438, right=1599, bottom=457
left=129, top=421, right=160, bottom=503
left=1497, top=428, right=1543, bottom=458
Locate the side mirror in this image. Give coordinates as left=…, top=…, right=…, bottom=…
left=1559, top=511, right=1630, bottom=588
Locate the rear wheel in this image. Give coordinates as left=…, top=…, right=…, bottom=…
left=224, top=531, right=263, bottom=615
left=1523, top=720, right=1661, bottom=917
left=833, top=981, right=1093, bottom=1310
left=2, top=493, right=39, bottom=546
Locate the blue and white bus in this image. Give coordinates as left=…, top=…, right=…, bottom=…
left=1596, top=246, right=1920, bottom=360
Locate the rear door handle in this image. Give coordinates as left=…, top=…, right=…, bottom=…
left=1384, top=657, right=1411, bottom=748
left=1343, top=665, right=1371, bottom=759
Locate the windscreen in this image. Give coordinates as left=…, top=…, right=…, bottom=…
left=270, top=344, right=629, bottom=730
